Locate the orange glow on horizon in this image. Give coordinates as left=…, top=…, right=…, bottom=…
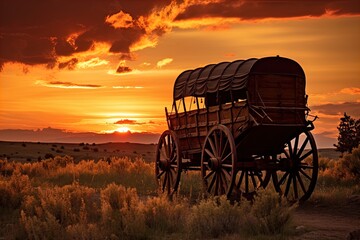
left=115, top=127, right=131, bottom=133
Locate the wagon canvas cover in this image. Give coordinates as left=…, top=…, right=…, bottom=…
left=173, top=56, right=305, bottom=101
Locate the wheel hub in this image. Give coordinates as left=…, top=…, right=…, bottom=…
left=159, top=159, right=170, bottom=171
left=208, top=157, right=221, bottom=171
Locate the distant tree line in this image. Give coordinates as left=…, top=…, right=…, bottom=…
left=334, top=113, right=360, bottom=154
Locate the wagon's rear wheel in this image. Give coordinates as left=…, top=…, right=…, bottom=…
left=272, top=131, right=318, bottom=202
left=201, top=125, right=236, bottom=197
left=235, top=161, right=267, bottom=200
left=155, top=130, right=181, bottom=196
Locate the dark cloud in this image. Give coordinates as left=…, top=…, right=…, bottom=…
left=0, top=0, right=173, bottom=68
left=1, top=0, right=359, bottom=69
left=116, top=65, right=132, bottom=74
left=41, top=81, right=104, bottom=89
left=58, top=58, right=78, bottom=70
left=176, top=0, right=360, bottom=21
left=115, top=119, right=143, bottom=125
left=311, top=102, right=360, bottom=117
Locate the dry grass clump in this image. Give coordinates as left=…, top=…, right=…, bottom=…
left=187, top=189, right=295, bottom=239
left=100, top=183, right=147, bottom=239
left=240, top=189, right=295, bottom=236
left=188, top=195, right=243, bottom=238
left=0, top=169, right=32, bottom=209
left=320, top=146, right=360, bottom=181
left=312, top=146, right=360, bottom=206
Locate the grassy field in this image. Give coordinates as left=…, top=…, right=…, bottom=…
left=0, top=141, right=157, bottom=163
left=0, top=142, right=359, bottom=239
left=0, top=141, right=340, bottom=164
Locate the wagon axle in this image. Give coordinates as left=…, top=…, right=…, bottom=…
left=207, top=157, right=222, bottom=171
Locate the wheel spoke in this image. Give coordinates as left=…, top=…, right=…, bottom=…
left=219, top=130, right=223, bottom=157
left=205, top=148, right=216, bottom=159
left=299, top=169, right=312, bottom=181
left=167, top=171, right=171, bottom=194
left=256, top=173, right=264, bottom=187
left=222, top=163, right=233, bottom=168
left=208, top=174, right=216, bottom=192
left=163, top=139, right=169, bottom=158
left=222, top=168, right=231, bottom=181
left=208, top=137, right=217, bottom=157
left=215, top=174, right=219, bottom=195
left=283, top=148, right=290, bottom=159
left=219, top=173, right=225, bottom=195
left=299, top=150, right=313, bottom=161
left=220, top=139, right=229, bottom=159
left=297, top=137, right=309, bottom=159
left=250, top=172, right=257, bottom=190
left=205, top=170, right=215, bottom=180
left=284, top=173, right=292, bottom=196
left=162, top=172, right=168, bottom=192
left=169, top=140, right=175, bottom=160
left=160, top=149, right=167, bottom=161
left=237, top=171, right=245, bottom=189
left=293, top=136, right=299, bottom=157
left=157, top=170, right=165, bottom=178
left=278, top=172, right=289, bottom=186
left=293, top=173, right=298, bottom=199
left=170, top=155, right=177, bottom=163
left=170, top=164, right=178, bottom=168
left=296, top=172, right=307, bottom=194
left=245, top=171, right=249, bottom=193
left=213, top=130, right=219, bottom=156
left=221, top=151, right=232, bottom=163
left=287, top=141, right=293, bottom=157
left=167, top=134, right=171, bottom=153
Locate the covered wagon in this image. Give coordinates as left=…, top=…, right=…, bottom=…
left=155, top=56, right=318, bottom=202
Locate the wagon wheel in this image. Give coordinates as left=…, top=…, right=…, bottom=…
left=272, top=131, right=318, bottom=202
left=235, top=156, right=269, bottom=200
left=155, top=130, right=181, bottom=196
left=236, top=169, right=265, bottom=200
left=201, top=125, right=237, bottom=197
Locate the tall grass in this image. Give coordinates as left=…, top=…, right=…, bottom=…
left=2, top=147, right=359, bottom=239
left=311, top=146, right=360, bottom=206
left=0, top=156, right=297, bottom=239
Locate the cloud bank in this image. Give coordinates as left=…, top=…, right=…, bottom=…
left=1, top=0, right=359, bottom=70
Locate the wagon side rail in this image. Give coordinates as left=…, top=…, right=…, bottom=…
left=167, top=101, right=249, bottom=155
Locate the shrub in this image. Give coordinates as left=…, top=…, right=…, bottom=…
left=188, top=196, right=243, bottom=238
left=340, top=146, right=360, bottom=180
left=240, top=189, right=295, bottom=236
left=0, top=170, right=32, bottom=209
left=321, top=146, right=360, bottom=181
left=100, top=183, right=146, bottom=239
left=144, top=195, right=188, bottom=235
left=44, top=153, right=54, bottom=159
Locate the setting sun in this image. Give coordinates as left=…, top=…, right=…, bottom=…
left=116, top=127, right=130, bottom=133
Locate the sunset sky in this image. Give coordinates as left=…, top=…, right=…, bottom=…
left=0, top=0, right=359, bottom=147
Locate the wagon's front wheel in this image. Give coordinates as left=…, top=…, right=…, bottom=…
left=272, top=131, right=318, bottom=202
left=201, top=125, right=237, bottom=197
left=155, top=130, right=181, bottom=196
